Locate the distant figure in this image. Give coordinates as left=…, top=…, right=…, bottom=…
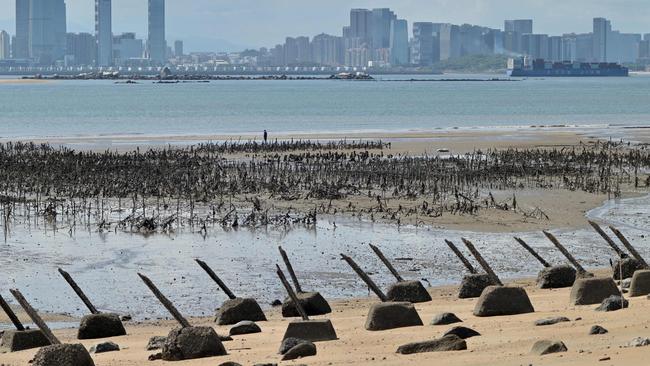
left=263, top=130, right=268, bottom=143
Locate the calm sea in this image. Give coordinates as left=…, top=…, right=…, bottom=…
left=1, top=74, right=650, bottom=140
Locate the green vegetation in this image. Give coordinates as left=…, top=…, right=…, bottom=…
left=434, top=54, right=510, bottom=74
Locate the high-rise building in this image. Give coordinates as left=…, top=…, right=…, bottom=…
left=389, top=19, right=408, bottom=65
left=14, top=0, right=30, bottom=59
left=548, top=36, right=563, bottom=61
left=66, top=32, right=95, bottom=66
left=411, top=22, right=435, bottom=66
left=311, top=33, right=343, bottom=66
left=350, top=9, right=372, bottom=41
left=296, top=36, right=311, bottom=63
left=29, top=0, right=67, bottom=65
left=371, top=8, right=396, bottom=51
left=95, top=0, right=112, bottom=67
left=174, top=40, right=183, bottom=57
left=433, top=23, right=460, bottom=60
left=113, top=33, right=144, bottom=65
left=0, top=31, right=10, bottom=59
left=522, top=33, right=549, bottom=60
left=147, top=0, right=166, bottom=64
left=504, top=19, right=533, bottom=34
left=593, top=17, right=611, bottom=62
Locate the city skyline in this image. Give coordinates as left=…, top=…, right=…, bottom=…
left=1, top=0, right=650, bottom=52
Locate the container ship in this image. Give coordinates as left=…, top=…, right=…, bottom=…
left=507, top=57, right=629, bottom=77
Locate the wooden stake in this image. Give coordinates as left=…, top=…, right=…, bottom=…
left=445, top=239, right=478, bottom=274
left=276, top=265, right=308, bottom=321
left=340, top=254, right=388, bottom=302
left=588, top=221, right=628, bottom=258
left=513, top=237, right=551, bottom=268
left=609, top=226, right=649, bottom=268
left=137, top=273, right=191, bottom=328
left=542, top=231, right=588, bottom=274
left=57, top=268, right=99, bottom=315
left=0, top=293, right=25, bottom=331
left=278, top=246, right=303, bottom=293
left=461, top=238, right=503, bottom=286
left=9, top=289, right=60, bottom=345
left=369, top=244, right=404, bottom=282
left=195, top=259, right=237, bottom=300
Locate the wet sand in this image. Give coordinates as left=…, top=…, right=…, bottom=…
left=2, top=273, right=648, bottom=366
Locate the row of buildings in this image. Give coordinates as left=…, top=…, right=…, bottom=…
left=0, top=0, right=175, bottom=67
left=247, top=10, right=650, bottom=68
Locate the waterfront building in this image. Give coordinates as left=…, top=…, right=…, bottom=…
left=66, top=32, right=95, bottom=66
left=592, top=17, right=611, bottom=62
left=0, top=31, right=10, bottom=59
left=411, top=22, right=435, bottom=66
left=95, top=0, right=112, bottom=66
left=14, top=0, right=30, bottom=59
left=174, top=40, right=183, bottom=57
left=148, top=0, right=166, bottom=64
left=389, top=19, right=408, bottom=66
left=29, top=0, right=67, bottom=65
left=312, top=33, right=343, bottom=66
left=113, top=33, right=144, bottom=65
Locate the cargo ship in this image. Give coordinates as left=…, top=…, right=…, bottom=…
left=507, top=57, right=629, bottom=77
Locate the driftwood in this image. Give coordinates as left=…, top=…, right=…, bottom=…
left=57, top=268, right=100, bottom=315
left=609, top=226, right=650, bottom=268
left=0, top=293, right=25, bottom=331
left=514, top=237, right=551, bottom=268
left=195, top=259, right=237, bottom=300
left=461, top=238, right=503, bottom=286
left=340, top=254, right=388, bottom=302
left=588, top=221, right=628, bottom=258
left=369, top=244, right=404, bottom=282
left=279, top=246, right=304, bottom=293
left=445, top=239, right=478, bottom=274
left=542, top=231, right=588, bottom=275
left=9, top=289, right=60, bottom=345
left=276, top=265, right=309, bottom=321
left=137, top=273, right=191, bottom=328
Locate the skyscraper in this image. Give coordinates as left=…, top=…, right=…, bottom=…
left=0, top=31, right=10, bottom=59
left=174, top=40, right=183, bottom=57
left=29, top=0, right=67, bottom=65
left=14, top=0, right=30, bottom=59
left=389, top=19, right=408, bottom=65
left=349, top=9, right=372, bottom=41
left=66, top=32, right=95, bottom=66
left=593, top=17, right=611, bottom=62
left=95, top=0, right=112, bottom=67
left=148, top=0, right=166, bottom=64
left=411, top=22, right=435, bottom=66
left=371, top=8, right=396, bottom=51
left=504, top=19, right=533, bottom=34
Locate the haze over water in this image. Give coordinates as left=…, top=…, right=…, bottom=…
left=2, top=75, right=650, bottom=140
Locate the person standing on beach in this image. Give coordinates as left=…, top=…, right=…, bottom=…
left=264, top=130, right=268, bottom=143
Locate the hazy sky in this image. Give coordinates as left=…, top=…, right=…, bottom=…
left=1, top=0, right=649, bottom=51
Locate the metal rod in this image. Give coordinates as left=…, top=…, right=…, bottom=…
left=9, top=289, right=60, bottom=345
left=445, top=239, right=478, bottom=274
left=588, top=221, right=628, bottom=258
left=276, top=265, right=309, bottom=321
left=57, top=268, right=99, bottom=315
left=369, top=244, right=404, bottom=282
left=609, top=226, right=649, bottom=268
left=461, top=238, right=503, bottom=286
left=542, top=231, right=588, bottom=274
left=195, top=259, right=237, bottom=300
left=137, top=273, right=191, bottom=328
left=340, top=254, right=388, bottom=302
left=279, top=246, right=303, bottom=293
left=514, top=237, right=551, bottom=268
left=0, top=293, right=25, bottom=331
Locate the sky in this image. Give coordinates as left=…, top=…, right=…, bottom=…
left=1, top=0, right=649, bottom=52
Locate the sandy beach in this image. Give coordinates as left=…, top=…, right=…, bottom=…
left=2, top=272, right=648, bottom=366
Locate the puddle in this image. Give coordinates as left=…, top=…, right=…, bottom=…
left=0, top=195, right=648, bottom=320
